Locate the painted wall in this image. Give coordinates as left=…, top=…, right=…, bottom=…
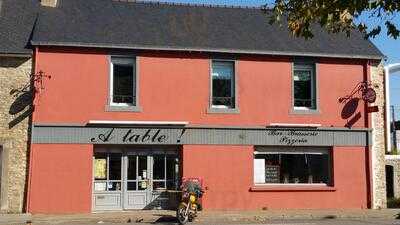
left=27, top=143, right=368, bottom=213
left=27, top=144, right=93, bottom=214
left=33, top=47, right=369, bottom=128
left=27, top=47, right=372, bottom=213
left=182, top=145, right=368, bottom=209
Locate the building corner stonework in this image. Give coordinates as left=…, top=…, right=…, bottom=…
left=370, top=62, right=387, bottom=209
left=0, top=57, right=32, bottom=213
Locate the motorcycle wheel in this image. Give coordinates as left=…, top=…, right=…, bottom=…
left=176, top=203, right=189, bottom=225
left=188, top=207, right=197, bottom=222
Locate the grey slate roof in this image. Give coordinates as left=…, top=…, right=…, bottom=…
left=32, top=0, right=382, bottom=58
left=30, top=0, right=383, bottom=59
left=0, top=0, right=40, bottom=55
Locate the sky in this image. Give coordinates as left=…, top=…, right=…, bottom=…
left=146, top=0, right=400, bottom=117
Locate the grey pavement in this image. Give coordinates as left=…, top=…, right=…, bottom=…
left=6, top=219, right=400, bottom=225
left=2, top=209, right=400, bottom=225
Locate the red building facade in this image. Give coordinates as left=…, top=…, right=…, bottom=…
left=26, top=1, right=382, bottom=214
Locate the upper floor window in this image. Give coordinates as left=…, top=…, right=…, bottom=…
left=293, top=63, right=316, bottom=110
left=211, top=60, right=235, bottom=109
left=109, top=57, right=138, bottom=108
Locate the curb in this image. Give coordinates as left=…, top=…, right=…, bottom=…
left=1, top=210, right=399, bottom=224
left=196, top=210, right=400, bottom=222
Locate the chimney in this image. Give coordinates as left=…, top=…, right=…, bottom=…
left=40, top=0, right=58, bottom=7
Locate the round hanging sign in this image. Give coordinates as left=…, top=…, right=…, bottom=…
left=362, top=87, right=377, bottom=103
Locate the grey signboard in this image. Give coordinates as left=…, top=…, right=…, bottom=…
left=32, top=124, right=371, bottom=147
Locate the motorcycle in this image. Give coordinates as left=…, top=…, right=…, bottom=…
left=176, top=178, right=204, bottom=225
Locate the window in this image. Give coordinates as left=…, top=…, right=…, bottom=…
left=109, top=57, right=137, bottom=107
left=293, top=63, right=316, bottom=110
left=254, top=147, right=332, bottom=185
left=152, top=155, right=179, bottom=190
left=211, top=60, right=235, bottom=109
left=94, top=153, right=122, bottom=192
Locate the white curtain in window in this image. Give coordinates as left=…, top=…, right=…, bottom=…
left=254, top=158, right=266, bottom=183
left=212, top=62, right=233, bottom=79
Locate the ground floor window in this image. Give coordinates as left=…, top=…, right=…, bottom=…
left=254, top=147, right=332, bottom=185
left=94, top=152, right=122, bottom=191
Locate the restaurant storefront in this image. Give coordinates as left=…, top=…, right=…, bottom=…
left=28, top=124, right=371, bottom=212
left=24, top=0, right=384, bottom=214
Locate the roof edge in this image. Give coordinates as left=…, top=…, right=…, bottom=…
left=0, top=52, right=32, bottom=58
left=365, top=38, right=385, bottom=59
left=31, top=41, right=383, bottom=60
left=112, top=0, right=268, bottom=10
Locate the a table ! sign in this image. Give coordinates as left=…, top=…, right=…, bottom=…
left=90, top=128, right=170, bottom=144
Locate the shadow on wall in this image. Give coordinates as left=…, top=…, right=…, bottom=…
left=338, top=82, right=364, bottom=128
left=340, top=97, right=362, bottom=128
left=339, top=81, right=379, bottom=128
left=8, top=89, right=34, bottom=129
left=1, top=57, right=35, bottom=129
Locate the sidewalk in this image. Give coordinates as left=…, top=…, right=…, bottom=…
left=1, top=209, right=400, bottom=225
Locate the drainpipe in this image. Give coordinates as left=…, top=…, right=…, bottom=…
left=385, top=63, right=400, bottom=154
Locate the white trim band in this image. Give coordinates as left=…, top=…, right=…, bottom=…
left=87, top=120, right=189, bottom=125
left=269, top=123, right=321, bottom=127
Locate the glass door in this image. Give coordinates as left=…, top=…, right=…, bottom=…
left=123, top=153, right=180, bottom=209
left=124, top=155, right=151, bottom=209
left=93, top=149, right=180, bottom=211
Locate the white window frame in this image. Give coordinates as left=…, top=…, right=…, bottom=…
left=293, top=63, right=317, bottom=111
left=210, top=59, right=236, bottom=110
left=109, top=57, right=136, bottom=107
left=253, top=147, right=332, bottom=186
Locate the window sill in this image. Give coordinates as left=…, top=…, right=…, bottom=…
left=290, top=108, right=320, bottom=115
left=249, top=184, right=336, bottom=192
left=207, top=107, right=240, bottom=114
left=105, top=105, right=142, bottom=112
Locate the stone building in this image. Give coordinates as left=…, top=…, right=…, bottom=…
left=384, top=64, right=400, bottom=204
left=0, top=0, right=40, bottom=213
left=386, top=155, right=400, bottom=200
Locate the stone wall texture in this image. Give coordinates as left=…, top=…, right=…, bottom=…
left=0, top=57, right=32, bottom=213
left=385, top=155, right=400, bottom=199
left=370, top=62, right=387, bottom=209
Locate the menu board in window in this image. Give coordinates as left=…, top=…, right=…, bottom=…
left=265, top=165, right=280, bottom=183
left=94, top=158, right=107, bottom=179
